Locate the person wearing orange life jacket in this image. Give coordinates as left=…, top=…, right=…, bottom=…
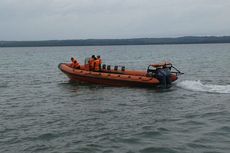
left=73, top=60, right=80, bottom=69
left=97, top=55, right=102, bottom=70
left=70, top=57, right=75, bottom=67
left=89, top=55, right=96, bottom=71
left=70, top=57, right=80, bottom=69
left=94, top=58, right=100, bottom=71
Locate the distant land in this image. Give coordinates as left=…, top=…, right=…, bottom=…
left=1, top=36, right=230, bottom=47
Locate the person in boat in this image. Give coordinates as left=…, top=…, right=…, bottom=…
left=70, top=57, right=75, bottom=67
left=97, top=55, right=102, bottom=70
left=94, top=56, right=101, bottom=71
left=70, top=57, right=80, bottom=69
left=73, top=60, right=80, bottom=69
left=89, top=55, right=96, bottom=71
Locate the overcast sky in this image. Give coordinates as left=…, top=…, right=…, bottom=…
left=1, top=0, right=230, bottom=40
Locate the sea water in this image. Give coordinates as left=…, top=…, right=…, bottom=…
left=0, top=44, right=230, bottom=153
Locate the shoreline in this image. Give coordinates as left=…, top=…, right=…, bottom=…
left=1, top=36, right=230, bottom=47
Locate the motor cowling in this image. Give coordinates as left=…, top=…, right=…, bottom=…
left=155, top=67, right=172, bottom=88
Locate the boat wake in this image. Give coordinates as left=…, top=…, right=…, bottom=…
left=177, top=80, right=230, bottom=94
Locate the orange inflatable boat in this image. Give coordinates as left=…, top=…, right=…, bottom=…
left=58, top=59, right=183, bottom=88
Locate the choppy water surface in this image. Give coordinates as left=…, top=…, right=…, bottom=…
left=0, top=44, right=230, bottom=153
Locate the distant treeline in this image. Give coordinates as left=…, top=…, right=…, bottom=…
left=1, top=36, right=230, bottom=47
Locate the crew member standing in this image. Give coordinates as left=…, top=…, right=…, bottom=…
left=97, top=55, right=102, bottom=70
left=89, top=55, right=96, bottom=71
left=94, top=57, right=100, bottom=71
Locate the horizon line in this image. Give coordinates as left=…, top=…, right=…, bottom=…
left=1, top=35, right=230, bottom=42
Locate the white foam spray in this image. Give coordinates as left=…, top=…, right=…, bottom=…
left=177, top=80, right=230, bottom=94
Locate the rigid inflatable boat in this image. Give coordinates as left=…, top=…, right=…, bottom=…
left=58, top=60, right=183, bottom=88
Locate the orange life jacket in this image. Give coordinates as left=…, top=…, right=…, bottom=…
left=89, top=58, right=95, bottom=70
left=70, top=59, right=75, bottom=67
left=98, top=58, right=102, bottom=65
left=73, top=60, right=80, bottom=68
left=94, top=59, right=100, bottom=71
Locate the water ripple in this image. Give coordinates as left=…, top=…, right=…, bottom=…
left=1, top=45, right=230, bottom=153
left=139, top=147, right=177, bottom=153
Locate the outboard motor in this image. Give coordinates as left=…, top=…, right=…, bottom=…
left=156, top=67, right=172, bottom=88
left=147, top=62, right=183, bottom=88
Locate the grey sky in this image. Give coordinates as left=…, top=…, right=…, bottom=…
left=1, top=0, right=230, bottom=40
